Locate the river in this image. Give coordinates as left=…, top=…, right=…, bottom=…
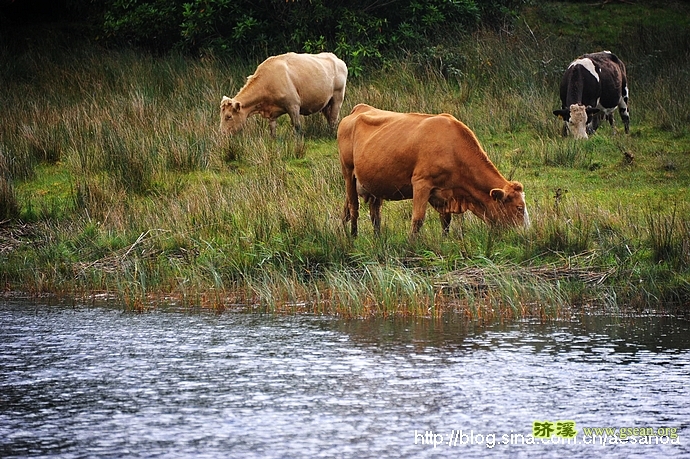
left=1, top=299, right=688, bottom=458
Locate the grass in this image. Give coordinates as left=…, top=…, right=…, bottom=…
left=1, top=1, right=689, bottom=318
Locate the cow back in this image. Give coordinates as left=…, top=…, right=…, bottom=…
left=583, top=52, right=627, bottom=110
left=340, top=105, right=505, bottom=201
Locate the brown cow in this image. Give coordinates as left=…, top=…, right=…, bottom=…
left=338, top=104, right=529, bottom=236
left=220, top=52, right=348, bottom=137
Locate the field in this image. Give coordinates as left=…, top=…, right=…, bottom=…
left=1, top=1, right=689, bottom=318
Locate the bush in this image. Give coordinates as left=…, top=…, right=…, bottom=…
left=89, top=1, right=526, bottom=69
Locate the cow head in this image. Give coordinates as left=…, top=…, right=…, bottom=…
left=219, top=96, right=248, bottom=134
left=488, top=181, right=530, bottom=228
left=553, top=104, right=600, bottom=139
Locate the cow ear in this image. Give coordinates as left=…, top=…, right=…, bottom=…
left=232, top=101, right=242, bottom=112
left=510, top=181, right=523, bottom=192
left=490, top=188, right=506, bottom=202
left=586, top=107, right=600, bottom=115
left=553, top=109, right=569, bottom=120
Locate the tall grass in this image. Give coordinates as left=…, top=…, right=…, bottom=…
left=1, top=3, right=689, bottom=316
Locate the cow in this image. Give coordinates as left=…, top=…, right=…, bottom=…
left=338, top=104, right=529, bottom=237
left=553, top=51, right=630, bottom=139
left=220, top=52, right=348, bottom=137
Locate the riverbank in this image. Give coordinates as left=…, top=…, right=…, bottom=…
left=1, top=2, right=689, bottom=317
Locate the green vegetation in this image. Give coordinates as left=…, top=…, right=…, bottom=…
left=1, top=2, right=689, bottom=318
left=96, top=0, right=523, bottom=73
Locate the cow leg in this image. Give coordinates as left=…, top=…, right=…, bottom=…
left=439, top=212, right=452, bottom=236
left=329, top=87, right=345, bottom=129
left=321, top=101, right=331, bottom=126
left=410, top=183, right=431, bottom=235
left=606, top=113, right=616, bottom=134
left=588, top=114, right=600, bottom=135
left=344, top=204, right=359, bottom=237
left=287, top=107, right=303, bottom=136
left=342, top=172, right=359, bottom=237
left=269, top=119, right=278, bottom=138
left=619, top=104, right=630, bottom=134
left=368, top=197, right=383, bottom=235
left=322, top=99, right=336, bottom=129
left=620, top=81, right=630, bottom=134
left=342, top=198, right=358, bottom=237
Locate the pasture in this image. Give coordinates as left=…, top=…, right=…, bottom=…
left=1, top=2, right=689, bottom=318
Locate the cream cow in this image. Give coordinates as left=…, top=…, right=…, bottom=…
left=220, top=52, right=348, bottom=136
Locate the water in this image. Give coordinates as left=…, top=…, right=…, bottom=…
left=1, top=300, right=688, bottom=458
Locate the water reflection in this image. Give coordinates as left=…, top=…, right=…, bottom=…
left=1, top=300, right=688, bottom=458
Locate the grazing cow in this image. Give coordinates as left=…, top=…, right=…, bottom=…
left=220, top=52, right=348, bottom=137
left=338, top=104, right=529, bottom=236
left=553, top=51, right=630, bottom=139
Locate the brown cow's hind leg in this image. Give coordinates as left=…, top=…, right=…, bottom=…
left=368, top=197, right=383, bottom=235
left=342, top=173, right=359, bottom=237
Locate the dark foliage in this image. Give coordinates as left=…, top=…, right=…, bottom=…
left=2, top=0, right=526, bottom=73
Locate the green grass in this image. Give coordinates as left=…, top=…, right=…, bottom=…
left=1, top=2, right=689, bottom=317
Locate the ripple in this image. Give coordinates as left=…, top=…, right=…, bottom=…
left=1, top=302, right=689, bottom=458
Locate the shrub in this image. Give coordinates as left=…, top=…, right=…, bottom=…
left=91, top=1, right=526, bottom=71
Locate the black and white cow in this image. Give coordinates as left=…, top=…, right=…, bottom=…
left=553, top=51, right=630, bottom=139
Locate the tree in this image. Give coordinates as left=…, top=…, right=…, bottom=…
left=3, top=0, right=527, bottom=71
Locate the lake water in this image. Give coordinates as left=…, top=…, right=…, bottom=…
left=1, top=299, right=688, bottom=458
